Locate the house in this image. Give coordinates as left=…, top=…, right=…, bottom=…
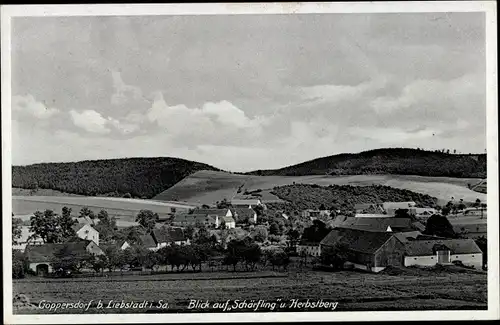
left=334, top=217, right=420, bottom=233
left=140, top=227, right=189, bottom=251
left=72, top=223, right=100, bottom=246
left=100, top=240, right=130, bottom=252
left=354, top=203, right=385, bottom=214
left=220, top=216, right=236, bottom=229
left=231, top=198, right=262, bottom=209
left=25, top=239, right=104, bottom=276
left=320, top=228, right=406, bottom=273
left=383, top=202, right=416, bottom=215
left=410, top=207, right=437, bottom=217
left=12, top=226, right=44, bottom=252
left=172, top=213, right=218, bottom=228
left=355, top=213, right=393, bottom=218
left=193, top=208, right=234, bottom=218
left=296, top=240, right=322, bottom=257
left=301, top=209, right=332, bottom=220
left=403, top=238, right=483, bottom=269
left=461, top=207, right=487, bottom=217
left=232, top=208, right=258, bottom=224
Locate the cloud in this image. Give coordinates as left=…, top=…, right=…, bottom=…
left=349, top=126, right=441, bottom=143
left=12, top=94, right=59, bottom=119
left=69, top=110, right=111, bottom=134
left=110, top=71, right=143, bottom=106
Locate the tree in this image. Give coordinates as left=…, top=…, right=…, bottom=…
left=59, top=207, right=77, bottom=239
left=88, top=255, right=106, bottom=274
left=79, top=207, right=96, bottom=225
left=30, top=210, right=63, bottom=243
left=457, top=199, right=466, bottom=211
left=269, top=222, right=281, bottom=236
left=143, top=250, right=161, bottom=273
left=241, top=242, right=262, bottom=271
left=94, top=210, right=118, bottom=243
left=253, top=205, right=264, bottom=217
left=184, top=225, right=195, bottom=241
left=320, top=243, right=350, bottom=270
left=318, top=204, right=326, bottom=210
left=252, top=225, right=268, bottom=243
left=302, top=220, right=330, bottom=243
left=12, top=218, right=23, bottom=245
left=424, top=214, right=457, bottom=238
left=286, top=228, right=301, bottom=248
left=474, top=198, right=481, bottom=207
left=135, top=210, right=158, bottom=231
left=216, top=199, right=231, bottom=209
left=51, top=243, right=92, bottom=275
left=13, top=250, right=27, bottom=279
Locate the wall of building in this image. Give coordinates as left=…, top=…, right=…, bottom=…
left=297, top=245, right=321, bottom=257
left=404, top=255, right=438, bottom=267
left=375, top=236, right=406, bottom=268
left=450, top=253, right=483, bottom=269
left=29, top=262, right=53, bottom=274
left=77, top=226, right=99, bottom=246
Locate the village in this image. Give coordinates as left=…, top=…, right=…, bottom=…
left=12, top=194, right=488, bottom=278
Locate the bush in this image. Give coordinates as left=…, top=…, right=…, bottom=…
left=123, top=193, right=132, bottom=198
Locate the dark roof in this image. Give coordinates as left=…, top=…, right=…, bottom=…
left=232, top=208, right=256, bottom=223
left=192, top=208, right=231, bottom=216
left=152, top=227, right=186, bottom=243
left=172, top=214, right=214, bottom=223
left=404, top=239, right=483, bottom=256
left=320, top=228, right=393, bottom=254
left=25, top=240, right=91, bottom=263
left=336, top=217, right=415, bottom=232
left=139, top=234, right=157, bottom=248
left=392, top=231, right=422, bottom=243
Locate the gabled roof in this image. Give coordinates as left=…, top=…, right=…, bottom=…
left=383, top=202, right=416, bottom=210
left=221, top=216, right=235, bottom=223
left=139, top=234, right=157, bottom=248
left=232, top=208, right=256, bottom=223
left=25, top=240, right=91, bottom=263
left=392, top=231, right=422, bottom=243
left=192, top=208, right=230, bottom=216
left=231, top=199, right=261, bottom=205
left=320, top=228, right=393, bottom=254
left=335, top=217, right=415, bottom=232
left=172, top=213, right=215, bottom=223
left=404, top=238, right=483, bottom=256
left=152, top=227, right=186, bottom=243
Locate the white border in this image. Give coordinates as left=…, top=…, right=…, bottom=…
left=2, top=2, right=498, bottom=323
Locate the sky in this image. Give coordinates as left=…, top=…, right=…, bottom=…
left=11, top=12, right=486, bottom=172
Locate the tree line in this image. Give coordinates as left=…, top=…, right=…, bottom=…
left=12, top=157, right=219, bottom=198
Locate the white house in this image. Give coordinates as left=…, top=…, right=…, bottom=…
left=296, top=241, right=322, bottom=257
left=72, top=224, right=100, bottom=246
left=403, top=239, right=483, bottom=270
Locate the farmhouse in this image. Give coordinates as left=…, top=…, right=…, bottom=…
left=354, top=203, right=385, bottom=214
left=25, top=239, right=104, bottom=276
left=72, top=223, right=100, bottom=246
left=383, top=202, right=416, bottom=215
left=320, top=228, right=406, bottom=273
left=403, top=238, right=483, bottom=269
left=232, top=208, right=258, bottom=224
left=140, top=227, right=189, bottom=251
left=193, top=208, right=234, bottom=218
left=301, top=209, right=332, bottom=220
left=296, top=240, right=322, bottom=257
left=172, top=213, right=218, bottom=228
left=12, top=226, right=44, bottom=252
left=231, top=198, right=262, bottom=209
left=100, top=240, right=130, bottom=252
left=335, top=217, right=421, bottom=233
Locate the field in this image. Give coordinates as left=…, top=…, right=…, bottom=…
left=153, top=170, right=486, bottom=206
left=12, top=196, right=197, bottom=227
left=13, top=269, right=487, bottom=314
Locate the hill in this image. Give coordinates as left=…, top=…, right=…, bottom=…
left=12, top=157, right=219, bottom=199
left=153, top=170, right=485, bottom=206
left=267, top=183, right=439, bottom=214
left=246, top=148, right=486, bottom=178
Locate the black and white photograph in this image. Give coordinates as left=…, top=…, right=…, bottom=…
left=2, top=2, right=498, bottom=323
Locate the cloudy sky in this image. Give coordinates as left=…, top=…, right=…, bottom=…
left=11, top=12, right=486, bottom=172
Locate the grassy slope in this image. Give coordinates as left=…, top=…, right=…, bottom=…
left=246, top=148, right=486, bottom=179
left=153, top=170, right=485, bottom=206
left=12, top=157, right=220, bottom=199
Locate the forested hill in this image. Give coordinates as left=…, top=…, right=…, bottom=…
left=12, top=158, right=220, bottom=198
left=247, top=148, right=486, bottom=178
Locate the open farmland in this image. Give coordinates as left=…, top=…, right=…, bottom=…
left=13, top=270, right=487, bottom=314
left=153, top=170, right=485, bottom=206
left=12, top=196, right=196, bottom=227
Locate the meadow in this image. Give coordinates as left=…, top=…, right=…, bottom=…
left=13, top=269, right=487, bottom=314
left=153, top=170, right=485, bottom=206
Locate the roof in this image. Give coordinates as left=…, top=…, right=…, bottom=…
left=231, top=199, right=261, bottom=206
left=25, top=240, right=91, bottom=263
left=172, top=213, right=215, bottom=223
left=335, top=217, right=415, bottom=232
left=221, top=216, right=235, bottom=223
left=320, top=228, right=394, bottom=254
left=383, top=202, right=416, bottom=210
left=354, top=203, right=385, bottom=214
left=192, top=208, right=230, bottom=216
left=152, top=227, right=186, bottom=243
left=392, top=231, right=422, bottom=243
left=232, top=208, right=256, bottom=223
left=139, top=234, right=157, bottom=248
left=404, top=238, right=483, bottom=256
